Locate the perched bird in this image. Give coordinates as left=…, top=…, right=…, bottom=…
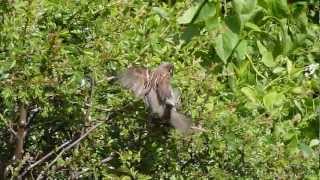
left=118, top=63, right=192, bottom=133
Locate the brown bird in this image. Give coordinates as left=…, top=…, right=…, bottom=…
left=118, top=63, right=192, bottom=133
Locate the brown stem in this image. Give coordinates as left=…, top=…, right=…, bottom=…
left=84, top=76, right=95, bottom=127
left=14, top=103, right=27, bottom=161
left=36, top=122, right=103, bottom=180
left=19, top=140, right=72, bottom=177
left=20, top=100, right=137, bottom=178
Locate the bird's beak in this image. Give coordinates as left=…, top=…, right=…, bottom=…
left=170, top=68, right=174, bottom=76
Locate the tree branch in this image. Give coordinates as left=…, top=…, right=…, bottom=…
left=36, top=122, right=103, bottom=180
left=19, top=140, right=72, bottom=177
left=20, top=99, right=138, bottom=178
left=83, top=75, right=95, bottom=129
left=14, top=103, right=28, bottom=161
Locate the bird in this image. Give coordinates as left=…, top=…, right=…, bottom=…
left=117, top=62, right=192, bottom=133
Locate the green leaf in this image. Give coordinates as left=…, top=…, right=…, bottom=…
left=57, top=157, right=65, bottom=166
left=225, top=15, right=241, bottom=34
left=205, top=16, right=221, bottom=31
left=299, top=143, right=313, bottom=158
left=181, top=24, right=201, bottom=43
left=270, top=0, right=289, bottom=18
left=309, top=139, right=320, bottom=147
left=177, top=0, right=204, bottom=24
left=233, top=0, right=257, bottom=15
left=262, top=51, right=275, bottom=68
left=272, top=67, right=285, bottom=74
left=235, top=40, right=247, bottom=60
left=287, top=138, right=299, bottom=155
left=1, top=87, right=12, bottom=99
left=286, top=59, right=293, bottom=75
left=9, top=60, right=16, bottom=70
left=195, top=1, right=216, bottom=23
left=232, top=0, right=259, bottom=24
left=263, top=91, right=284, bottom=111
left=241, top=87, right=257, bottom=104
left=152, top=7, right=169, bottom=20
left=291, top=87, right=304, bottom=94
left=257, top=41, right=276, bottom=67
left=245, top=22, right=261, bottom=31
left=214, top=28, right=239, bottom=63
left=294, top=100, right=304, bottom=114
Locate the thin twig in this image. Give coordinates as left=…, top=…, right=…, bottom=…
left=100, top=153, right=115, bottom=164
left=19, top=140, right=72, bottom=177
left=8, top=126, right=17, bottom=137
left=190, top=126, right=208, bottom=132
left=0, top=114, right=18, bottom=137
left=21, top=99, right=139, bottom=178
left=82, top=75, right=95, bottom=130
left=246, top=54, right=267, bottom=80
left=69, top=101, right=112, bottom=112
left=36, top=122, right=104, bottom=179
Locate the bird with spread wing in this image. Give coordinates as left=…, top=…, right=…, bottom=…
left=117, top=63, right=192, bottom=133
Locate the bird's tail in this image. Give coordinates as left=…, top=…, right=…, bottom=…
left=169, top=109, right=192, bottom=133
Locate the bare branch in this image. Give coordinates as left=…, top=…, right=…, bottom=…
left=101, top=152, right=116, bottom=164
left=21, top=99, right=138, bottom=178
left=83, top=75, right=95, bottom=127
left=69, top=101, right=112, bottom=112
left=27, top=106, right=41, bottom=125
left=35, top=122, right=103, bottom=179
left=8, top=126, right=17, bottom=138
left=0, top=114, right=17, bottom=137
left=19, top=140, right=72, bottom=177
left=190, top=125, right=208, bottom=132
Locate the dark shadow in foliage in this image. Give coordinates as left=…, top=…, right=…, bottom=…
left=26, top=96, right=84, bottom=162
left=180, top=24, right=201, bottom=43
left=100, top=99, right=174, bottom=176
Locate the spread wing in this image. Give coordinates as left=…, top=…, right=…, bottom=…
left=118, top=67, right=150, bottom=98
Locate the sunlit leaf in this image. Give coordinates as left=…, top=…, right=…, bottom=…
left=263, top=91, right=284, bottom=111
left=309, top=139, right=320, bottom=147
left=233, top=0, right=257, bottom=15
left=205, top=16, right=221, bottom=31
left=270, top=0, right=289, bottom=18
left=235, top=40, right=247, bottom=60
left=196, top=1, right=216, bottom=23
left=299, top=143, right=313, bottom=158
left=152, top=7, right=169, bottom=20
left=177, top=0, right=205, bottom=24
left=245, top=22, right=261, bottom=31
left=241, top=87, right=257, bottom=104
left=257, top=41, right=276, bottom=67
left=214, top=27, right=239, bottom=63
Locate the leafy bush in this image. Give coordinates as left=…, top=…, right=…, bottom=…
left=0, top=0, right=319, bottom=179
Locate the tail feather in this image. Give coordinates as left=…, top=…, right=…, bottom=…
left=169, top=110, right=192, bottom=133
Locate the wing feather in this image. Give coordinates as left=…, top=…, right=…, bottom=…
left=169, top=110, right=192, bottom=133
left=118, top=67, right=150, bottom=98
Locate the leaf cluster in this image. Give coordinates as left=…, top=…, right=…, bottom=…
left=0, top=0, right=319, bottom=179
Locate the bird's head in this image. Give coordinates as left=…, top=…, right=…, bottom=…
left=158, top=62, right=174, bottom=76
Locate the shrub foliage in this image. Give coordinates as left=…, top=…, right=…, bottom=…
left=0, top=0, right=319, bottom=179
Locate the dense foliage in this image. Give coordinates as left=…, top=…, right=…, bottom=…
left=0, top=0, right=319, bottom=179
